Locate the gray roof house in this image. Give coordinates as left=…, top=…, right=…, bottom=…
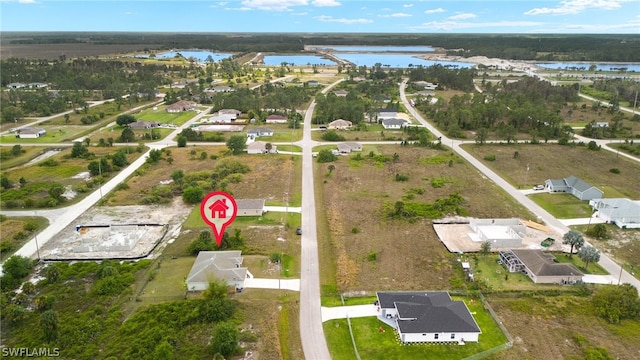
left=381, top=118, right=409, bottom=129
left=499, top=249, right=583, bottom=284
left=544, top=175, right=603, bottom=200
left=337, top=142, right=362, bottom=154
left=247, top=141, right=277, bottom=154
left=236, top=199, right=266, bottom=217
left=376, top=291, right=481, bottom=344
left=247, top=127, right=274, bottom=138
left=589, top=198, right=640, bottom=229
left=16, top=127, right=46, bottom=138
left=129, top=121, right=160, bottom=130
left=186, top=250, right=247, bottom=291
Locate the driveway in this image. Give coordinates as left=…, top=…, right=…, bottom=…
left=321, top=304, right=378, bottom=322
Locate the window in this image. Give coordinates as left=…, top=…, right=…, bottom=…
left=451, top=333, right=456, bottom=339
left=434, top=334, right=439, bottom=340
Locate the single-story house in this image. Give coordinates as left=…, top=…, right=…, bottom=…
left=28, top=82, right=48, bottom=89
left=247, top=141, right=277, bottom=154
left=351, top=76, right=367, bottom=82
left=376, top=291, right=481, bottom=344
left=186, top=250, right=247, bottom=291
left=337, top=142, right=362, bottom=154
left=16, top=127, right=46, bottom=138
left=334, top=90, right=349, bottom=97
left=545, top=175, right=603, bottom=201
left=265, top=114, right=288, bottom=124
left=247, top=127, right=274, bottom=139
left=414, top=81, right=438, bottom=90
left=129, top=121, right=160, bottom=130
left=218, top=109, right=242, bottom=117
left=589, top=198, right=640, bottom=229
left=306, top=80, right=320, bottom=87
left=328, top=119, right=352, bottom=130
left=381, top=118, right=409, bottom=129
left=208, top=113, right=237, bottom=123
left=499, top=249, right=583, bottom=284
left=468, top=218, right=526, bottom=249
left=166, top=100, right=196, bottom=113
left=235, top=199, right=266, bottom=217
left=594, top=122, right=609, bottom=128
left=373, top=108, right=398, bottom=121
left=7, top=83, right=27, bottom=89
left=207, top=86, right=234, bottom=93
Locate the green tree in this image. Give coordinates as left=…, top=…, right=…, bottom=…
left=71, top=142, right=89, bottom=158
left=577, top=245, right=600, bottom=270
left=562, top=230, right=585, bottom=258
left=182, top=186, right=204, bottom=204
left=116, top=114, right=136, bottom=126
left=111, top=150, right=129, bottom=167
left=3, top=255, right=34, bottom=279
left=316, top=149, right=337, bottom=163
left=327, top=164, right=335, bottom=174
left=188, top=231, right=215, bottom=255
left=40, top=310, right=58, bottom=342
left=147, top=149, right=163, bottom=164
left=46, top=265, right=61, bottom=283
left=592, top=284, right=640, bottom=323
left=177, top=135, right=187, bottom=147
left=480, top=241, right=492, bottom=255
left=11, top=144, right=22, bottom=156
left=226, top=135, right=247, bottom=154
left=152, top=341, right=175, bottom=360
left=3, top=304, right=28, bottom=324
left=475, top=128, right=488, bottom=145
left=119, top=128, right=135, bottom=143
left=171, top=169, right=184, bottom=184
left=586, top=223, right=609, bottom=239
left=211, top=321, right=240, bottom=358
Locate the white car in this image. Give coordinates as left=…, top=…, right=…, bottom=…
left=533, top=185, right=545, bottom=191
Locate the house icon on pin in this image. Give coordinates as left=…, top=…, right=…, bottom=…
left=209, top=199, right=229, bottom=218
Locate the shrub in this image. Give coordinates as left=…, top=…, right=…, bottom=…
left=321, top=130, right=345, bottom=141
left=484, top=154, right=496, bottom=161
left=609, top=168, right=620, bottom=174
left=395, top=173, right=409, bottom=182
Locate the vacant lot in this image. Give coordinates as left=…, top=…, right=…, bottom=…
left=316, top=144, right=535, bottom=295
left=463, top=143, right=640, bottom=198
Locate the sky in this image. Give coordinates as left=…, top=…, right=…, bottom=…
left=1, top=0, right=639, bottom=34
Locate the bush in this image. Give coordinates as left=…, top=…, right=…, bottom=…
left=395, top=173, right=409, bottom=182
left=484, top=154, right=496, bottom=161
left=609, top=168, right=620, bottom=174
left=321, top=130, right=345, bottom=141
left=316, top=149, right=337, bottom=163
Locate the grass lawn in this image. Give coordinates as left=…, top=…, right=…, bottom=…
left=324, top=297, right=507, bottom=360
left=553, top=252, right=609, bottom=275
left=322, top=295, right=377, bottom=307
left=136, top=256, right=192, bottom=303
left=0, top=146, right=56, bottom=170
left=0, top=215, right=49, bottom=262
left=529, top=192, right=593, bottom=218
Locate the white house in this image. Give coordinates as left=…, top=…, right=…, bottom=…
left=16, top=127, right=46, bottom=138
left=337, top=142, right=362, bottom=154
left=376, top=291, right=481, bottom=344
left=589, top=198, right=640, bottom=229
left=381, top=118, right=409, bottom=129
left=208, top=113, right=237, bottom=123
left=499, top=249, right=583, bottom=284
left=328, top=119, right=352, bottom=130
left=247, top=127, right=274, bottom=138
left=468, top=218, right=526, bottom=248
left=186, top=251, right=247, bottom=291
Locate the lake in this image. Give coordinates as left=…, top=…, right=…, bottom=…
left=138, top=50, right=232, bottom=62
left=333, top=53, right=473, bottom=68
left=263, top=55, right=335, bottom=66
left=536, top=63, right=640, bottom=72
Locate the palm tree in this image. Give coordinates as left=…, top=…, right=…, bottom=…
left=562, top=230, right=585, bottom=258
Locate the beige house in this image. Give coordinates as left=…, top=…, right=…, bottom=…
left=328, top=119, right=352, bottom=130
left=499, top=249, right=583, bottom=284
left=166, top=100, right=196, bottom=113
left=236, top=199, right=266, bottom=216
left=186, top=250, right=247, bottom=291
left=247, top=141, right=277, bottom=154
left=337, top=142, right=362, bottom=154
left=265, top=114, right=288, bottom=124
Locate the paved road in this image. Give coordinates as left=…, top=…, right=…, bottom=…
left=400, top=79, right=640, bottom=291
left=296, top=78, right=343, bottom=360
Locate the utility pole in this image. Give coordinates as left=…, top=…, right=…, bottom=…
left=34, top=211, right=41, bottom=261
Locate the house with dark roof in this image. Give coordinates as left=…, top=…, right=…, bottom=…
left=235, top=199, right=266, bottom=217
left=589, top=198, right=640, bottom=229
left=499, top=249, right=583, bottom=284
left=166, top=100, right=196, bottom=113
left=16, top=127, right=46, bottom=138
left=544, top=175, right=603, bottom=200
left=186, top=250, right=247, bottom=291
left=129, top=121, right=160, bottom=130
left=376, top=291, right=481, bottom=344
left=265, top=114, right=288, bottom=124
left=247, top=127, right=274, bottom=139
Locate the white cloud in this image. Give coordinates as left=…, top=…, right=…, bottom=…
left=413, top=20, right=543, bottom=31
left=448, top=13, right=476, bottom=20
left=312, top=0, right=340, bottom=6
left=525, top=0, right=624, bottom=16
left=124, top=11, right=133, bottom=16
left=314, top=15, right=373, bottom=24
left=292, top=11, right=308, bottom=15
left=379, top=13, right=412, bottom=18
left=403, top=4, right=414, bottom=8
left=218, top=2, right=228, bottom=6
left=241, top=0, right=307, bottom=11
left=424, top=7, right=445, bottom=14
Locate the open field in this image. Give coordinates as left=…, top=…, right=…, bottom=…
left=315, top=144, right=536, bottom=295
left=461, top=143, right=640, bottom=198
left=0, top=43, right=164, bottom=60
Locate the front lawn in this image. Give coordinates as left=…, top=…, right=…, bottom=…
left=529, top=192, right=593, bottom=218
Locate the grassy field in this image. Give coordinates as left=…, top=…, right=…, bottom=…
left=462, top=143, right=640, bottom=198
left=324, top=296, right=507, bottom=360
left=529, top=192, right=593, bottom=218
left=0, top=215, right=49, bottom=262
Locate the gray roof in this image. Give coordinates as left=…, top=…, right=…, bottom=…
left=592, top=198, right=640, bottom=220
left=377, top=291, right=481, bottom=334
left=382, top=118, right=408, bottom=126
left=564, top=175, right=596, bottom=192
left=247, top=127, right=273, bottom=134
left=186, top=250, right=247, bottom=285
left=510, top=249, right=583, bottom=277
left=236, top=199, right=265, bottom=211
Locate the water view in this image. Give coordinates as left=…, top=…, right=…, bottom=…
left=262, top=55, right=335, bottom=66
left=138, top=50, right=232, bottom=62
left=320, top=45, right=435, bottom=52
left=536, top=63, right=640, bottom=72
left=334, top=53, right=473, bottom=69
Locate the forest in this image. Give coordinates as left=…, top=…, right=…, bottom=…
left=2, top=32, right=639, bottom=62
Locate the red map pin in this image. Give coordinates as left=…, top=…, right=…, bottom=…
left=200, top=191, right=238, bottom=247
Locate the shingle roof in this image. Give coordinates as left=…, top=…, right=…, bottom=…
left=511, top=249, right=583, bottom=277
left=236, top=199, right=265, bottom=211
left=186, top=251, right=247, bottom=284
left=382, top=118, right=408, bottom=126
left=377, top=291, right=481, bottom=334
left=564, top=175, right=596, bottom=192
